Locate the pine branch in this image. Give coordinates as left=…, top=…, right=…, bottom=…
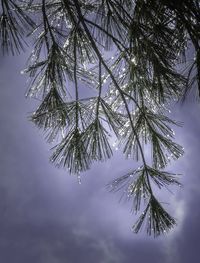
left=50, top=128, right=91, bottom=174
left=83, top=118, right=113, bottom=161
left=0, top=0, right=35, bottom=54
left=30, top=86, right=68, bottom=142
left=73, top=0, right=155, bottom=200
left=147, top=166, right=182, bottom=189
left=2, top=0, right=199, bottom=236
left=108, top=166, right=150, bottom=211
left=108, top=165, right=179, bottom=236
left=132, top=195, right=176, bottom=237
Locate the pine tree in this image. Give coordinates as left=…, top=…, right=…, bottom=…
left=1, top=0, right=199, bottom=237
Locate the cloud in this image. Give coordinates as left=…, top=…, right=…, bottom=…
left=162, top=196, right=186, bottom=263
left=0, top=221, right=123, bottom=263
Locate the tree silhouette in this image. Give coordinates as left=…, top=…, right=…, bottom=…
left=0, top=0, right=199, bottom=237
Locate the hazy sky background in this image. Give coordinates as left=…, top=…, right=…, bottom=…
left=0, top=52, right=200, bottom=263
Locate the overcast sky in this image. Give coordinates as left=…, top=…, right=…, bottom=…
left=0, top=52, right=200, bottom=263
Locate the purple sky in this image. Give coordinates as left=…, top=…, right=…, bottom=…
left=0, top=53, right=200, bottom=263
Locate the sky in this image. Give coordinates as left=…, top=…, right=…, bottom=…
left=0, top=52, right=200, bottom=263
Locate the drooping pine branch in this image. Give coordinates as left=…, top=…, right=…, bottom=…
left=1, top=0, right=199, bottom=236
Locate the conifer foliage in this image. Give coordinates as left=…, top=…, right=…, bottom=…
left=1, top=0, right=199, bottom=236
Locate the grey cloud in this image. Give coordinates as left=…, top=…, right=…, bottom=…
left=0, top=222, right=123, bottom=263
